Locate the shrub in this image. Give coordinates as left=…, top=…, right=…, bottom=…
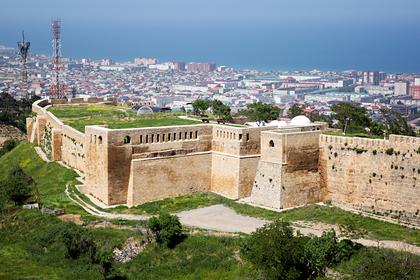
left=0, top=165, right=33, bottom=205
left=385, top=148, right=394, bottom=155
left=0, top=139, right=19, bottom=157
left=241, top=220, right=310, bottom=280
left=372, top=150, right=377, bottom=155
left=148, top=212, right=184, bottom=248
left=61, top=225, right=97, bottom=260
left=342, top=248, right=420, bottom=280
left=304, top=230, right=359, bottom=276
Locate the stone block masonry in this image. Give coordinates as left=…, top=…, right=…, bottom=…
left=320, top=134, right=420, bottom=225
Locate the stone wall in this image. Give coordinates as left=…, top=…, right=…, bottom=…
left=27, top=99, right=88, bottom=172
left=250, top=130, right=322, bottom=209
left=320, top=134, right=420, bottom=225
left=127, top=152, right=212, bottom=206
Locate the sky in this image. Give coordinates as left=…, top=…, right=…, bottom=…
left=2, top=0, right=420, bottom=23
left=1, top=0, right=420, bottom=72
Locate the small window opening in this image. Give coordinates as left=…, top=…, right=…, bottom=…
left=123, top=136, right=131, bottom=144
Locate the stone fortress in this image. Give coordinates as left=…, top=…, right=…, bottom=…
left=27, top=98, right=420, bottom=225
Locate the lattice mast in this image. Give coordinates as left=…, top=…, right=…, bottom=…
left=17, top=30, right=30, bottom=99
left=50, top=18, right=65, bottom=98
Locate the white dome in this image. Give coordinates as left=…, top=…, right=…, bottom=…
left=278, top=120, right=287, bottom=127
left=137, top=106, right=153, bottom=116
left=290, top=115, right=311, bottom=126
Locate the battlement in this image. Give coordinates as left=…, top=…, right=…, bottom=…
left=320, top=134, right=420, bottom=149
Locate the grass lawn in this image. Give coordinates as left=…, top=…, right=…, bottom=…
left=48, top=104, right=200, bottom=132
left=0, top=142, right=83, bottom=214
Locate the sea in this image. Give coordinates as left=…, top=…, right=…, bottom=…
left=1, top=20, right=420, bottom=73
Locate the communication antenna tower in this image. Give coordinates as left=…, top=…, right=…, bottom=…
left=17, top=31, right=30, bottom=99
left=50, top=18, right=65, bottom=98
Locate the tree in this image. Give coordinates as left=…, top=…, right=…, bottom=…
left=304, top=229, right=358, bottom=276
left=243, top=102, right=280, bottom=126
left=241, top=220, right=310, bottom=280
left=0, top=139, right=18, bottom=157
left=212, top=100, right=231, bottom=120
left=378, top=108, right=415, bottom=136
left=192, top=99, right=210, bottom=115
left=148, top=212, right=184, bottom=248
left=1, top=165, right=33, bottom=205
left=330, top=102, right=371, bottom=133
left=287, top=103, right=305, bottom=119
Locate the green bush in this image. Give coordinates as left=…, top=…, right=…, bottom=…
left=304, top=230, right=359, bottom=275
left=241, top=220, right=310, bottom=280
left=62, top=225, right=97, bottom=260
left=0, top=139, right=19, bottom=157
left=0, top=165, right=33, bottom=205
left=148, top=212, right=184, bottom=248
left=337, top=247, right=420, bottom=280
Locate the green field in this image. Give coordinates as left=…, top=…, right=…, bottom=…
left=48, top=105, right=200, bottom=132
left=0, top=142, right=83, bottom=214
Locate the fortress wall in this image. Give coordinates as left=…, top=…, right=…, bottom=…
left=28, top=99, right=88, bottom=172
left=85, top=125, right=213, bottom=204
left=210, top=125, right=263, bottom=199
left=84, top=126, right=110, bottom=204
left=127, top=152, right=212, bottom=206
left=211, top=152, right=241, bottom=198
left=249, top=131, right=286, bottom=208
left=60, top=125, right=85, bottom=172
left=250, top=130, right=322, bottom=209
left=106, top=125, right=213, bottom=154
left=281, top=131, right=322, bottom=208
left=320, top=134, right=420, bottom=224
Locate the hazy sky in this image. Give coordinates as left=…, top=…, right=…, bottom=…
left=2, top=0, right=420, bottom=71
left=2, top=0, right=420, bottom=24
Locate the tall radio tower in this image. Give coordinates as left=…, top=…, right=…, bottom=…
left=50, top=18, right=65, bottom=98
left=17, top=31, right=30, bottom=99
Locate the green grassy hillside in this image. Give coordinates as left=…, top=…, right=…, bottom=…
left=0, top=142, right=82, bottom=213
